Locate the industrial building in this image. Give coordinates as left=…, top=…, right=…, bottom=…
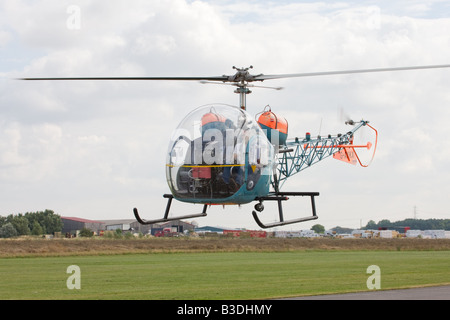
left=61, top=216, right=195, bottom=237
left=61, top=217, right=105, bottom=236
left=148, top=220, right=195, bottom=236
left=101, top=219, right=143, bottom=232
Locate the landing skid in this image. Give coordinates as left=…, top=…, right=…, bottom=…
left=133, top=194, right=208, bottom=225
left=134, top=192, right=319, bottom=229
left=252, top=192, right=319, bottom=229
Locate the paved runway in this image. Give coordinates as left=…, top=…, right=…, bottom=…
left=283, top=285, right=450, bottom=300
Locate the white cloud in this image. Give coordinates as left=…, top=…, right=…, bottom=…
left=0, top=122, right=25, bottom=167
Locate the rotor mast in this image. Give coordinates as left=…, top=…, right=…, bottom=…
left=235, top=86, right=251, bottom=110
left=231, top=66, right=253, bottom=110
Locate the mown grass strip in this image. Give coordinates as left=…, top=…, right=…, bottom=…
left=1, top=250, right=449, bottom=299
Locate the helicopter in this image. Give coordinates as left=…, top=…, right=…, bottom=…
left=22, top=63, right=450, bottom=228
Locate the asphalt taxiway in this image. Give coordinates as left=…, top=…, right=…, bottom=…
left=283, top=285, right=450, bottom=300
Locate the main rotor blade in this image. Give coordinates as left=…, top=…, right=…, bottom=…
left=255, top=64, right=450, bottom=81
left=20, top=76, right=229, bottom=81
left=20, top=64, right=450, bottom=83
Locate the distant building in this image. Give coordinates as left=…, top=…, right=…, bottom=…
left=274, top=230, right=318, bottom=238
left=150, top=220, right=195, bottom=236
left=195, top=226, right=226, bottom=234
left=61, top=217, right=149, bottom=236
left=61, top=216, right=196, bottom=237
left=101, top=219, right=144, bottom=233
left=61, top=217, right=105, bottom=236
left=406, top=229, right=448, bottom=239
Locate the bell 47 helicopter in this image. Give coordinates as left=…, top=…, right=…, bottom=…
left=23, top=64, right=450, bottom=228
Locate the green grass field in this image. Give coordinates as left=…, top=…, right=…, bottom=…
left=1, top=250, right=449, bottom=299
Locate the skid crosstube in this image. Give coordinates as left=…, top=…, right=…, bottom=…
left=133, top=194, right=208, bottom=225
left=252, top=192, right=319, bottom=229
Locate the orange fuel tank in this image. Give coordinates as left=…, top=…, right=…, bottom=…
left=257, top=109, right=288, bottom=145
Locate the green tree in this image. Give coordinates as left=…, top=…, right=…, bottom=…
left=8, top=215, right=30, bottom=236
left=378, top=219, right=392, bottom=228
left=31, top=221, right=44, bottom=235
left=0, top=223, right=18, bottom=238
left=114, top=228, right=123, bottom=239
left=24, top=210, right=62, bottom=234
left=363, top=218, right=450, bottom=231
left=0, top=216, right=6, bottom=227
left=40, top=210, right=63, bottom=234
left=365, top=220, right=377, bottom=229
left=0, top=210, right=63, bottom=236
left=79, top=228, right=94, bottom=237
left=311, top=224, right=325, bottom=234
left=331, top=226, right=354, bottom=234
left=124, top=231, right=134, bottom=239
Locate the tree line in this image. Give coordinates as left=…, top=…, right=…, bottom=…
left=0, top=210, right=62, bottom=238
left=364, top=218, right=450, bottom=231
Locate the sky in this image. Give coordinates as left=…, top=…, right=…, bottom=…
left=1, top=0, right=450, bottom=230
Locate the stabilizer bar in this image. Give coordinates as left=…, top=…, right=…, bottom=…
left=134, top=194, right=208, bottom=225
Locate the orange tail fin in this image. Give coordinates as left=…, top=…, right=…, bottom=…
left=333, top=147, right=358, bottom=165
left=333, top=123, right=378, bottom=167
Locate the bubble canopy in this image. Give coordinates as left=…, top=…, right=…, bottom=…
left=166, top=104, right=274, bottom=203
